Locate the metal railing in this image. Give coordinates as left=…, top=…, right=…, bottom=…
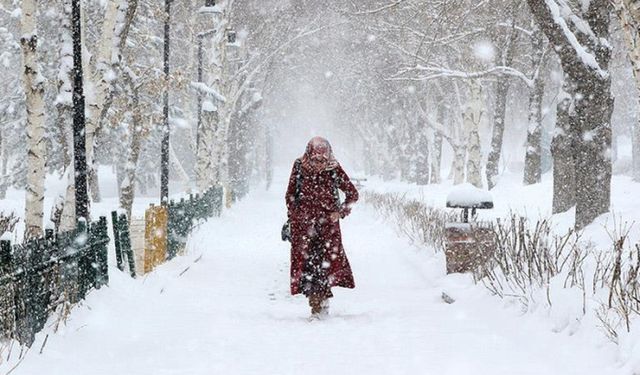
left=0, top=218, right=109, bottom=346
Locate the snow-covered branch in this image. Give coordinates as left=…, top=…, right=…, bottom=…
left=390, top=65, right=534, bottom=87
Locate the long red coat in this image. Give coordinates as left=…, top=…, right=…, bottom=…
left=285, top=160, right=359, bottom=295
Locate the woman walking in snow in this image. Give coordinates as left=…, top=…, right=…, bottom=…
left=285, top=136, right=359, bottom=319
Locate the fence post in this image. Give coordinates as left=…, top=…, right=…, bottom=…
left=94, top=217, right=109, bottom=288
left=119, top=214, right=136, bottom=278
left=214, top=185, right=223, bottom=217
left=111, top=211, right=124, bottom=271
left=75, top=219, right=89, bottom=301
left=30, top=237, right=49, bottom=335
left=167, top=200, right=181, bottom=260
left=0, top=239, right=11, bottom=275
left=0, top=239, right=12, bottom=339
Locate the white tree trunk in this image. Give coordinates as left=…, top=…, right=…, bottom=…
left=59, top=168, right=76, bottom=232
left=21, top=0, right=46, bottom=240
left=211, top=21, right=230, bottom=190
left=464, top=82, right=484, bottom=188
left=196, top=103, right=217, bottom=190
left=614, top=0, right=640, bottom=181
left=452, top=144, right=466, bottom=185
left=429, top=102, right=444, bottom=184
left=85, top=0, right=122, bottom=202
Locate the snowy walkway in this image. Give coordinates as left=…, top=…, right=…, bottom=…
left=7, top=184, right=621, bottom=374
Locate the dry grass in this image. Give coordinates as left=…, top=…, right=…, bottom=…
left=365, top=190, right=640, bottom=342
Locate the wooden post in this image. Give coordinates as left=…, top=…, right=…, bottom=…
left=144, top=205, right=168, bottom=273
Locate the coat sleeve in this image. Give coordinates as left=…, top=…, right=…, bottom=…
left=285, top=160, right=300, bottom=218
left=335, top=164, right=359, bottom=218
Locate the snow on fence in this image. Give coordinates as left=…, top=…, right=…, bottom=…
left=0, top=218, right=109, bottom=347
left=0, top=185, right=224, bottom=349
left=167, top=186, right=223, bottom=259
left=111, top=185, right=224, bottom=276
left=364, top=190, right=640, bottom=343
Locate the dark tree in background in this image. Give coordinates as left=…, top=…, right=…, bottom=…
left=160, top=0, right=172, bottom=204
left=72, top=0, right=89, bottom=222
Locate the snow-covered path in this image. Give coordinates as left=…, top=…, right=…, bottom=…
left=7, top=184, right=621, bottom=375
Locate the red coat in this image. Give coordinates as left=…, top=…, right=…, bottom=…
left=285, top=160, right=359, bottom=295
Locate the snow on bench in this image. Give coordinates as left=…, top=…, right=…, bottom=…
left=446, top=183, right=494, bottom=209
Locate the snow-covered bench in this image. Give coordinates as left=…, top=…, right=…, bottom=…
left=445, top=183, right=494, bottom=223
left=444, top=184, right=495, bottom=274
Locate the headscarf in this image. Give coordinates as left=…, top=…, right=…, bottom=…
left=300, top=136, right=339, bottom=172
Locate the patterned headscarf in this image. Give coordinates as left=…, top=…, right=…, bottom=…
left=301, top=136, right=339, bottom=172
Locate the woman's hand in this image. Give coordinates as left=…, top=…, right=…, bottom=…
left=330, top=212, right=341, bottom=223
left=339, top=204, right=352, bottom=219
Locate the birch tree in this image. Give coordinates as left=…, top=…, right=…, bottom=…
left=85, top=0, right=124, bottom=203
left=464, top=81, right=484, bottom=188
left=21, top=0, right=46, bottom=240
left=613, top=0, right=640, bottom=181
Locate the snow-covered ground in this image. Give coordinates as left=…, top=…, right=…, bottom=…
left=1, top=171, right=632, bottom=375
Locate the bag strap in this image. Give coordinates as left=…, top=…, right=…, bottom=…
left=330, top=168, right=342, bottom=209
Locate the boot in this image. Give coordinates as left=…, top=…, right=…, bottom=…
left=308, top=294, right=323, bottom=315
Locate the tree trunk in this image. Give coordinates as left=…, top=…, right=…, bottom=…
left=209, top=3, right=231, bottom=192
left=613, top=0, right=640, bottom=181
left=59, top=168, right=76, bottom=232
left=85, top=0, right=121, bottom=203
left=55, top=0, right=73, bottom=171
left=465, top=82, right=484, bottom=188
left=415, top=117, right=430, bottom=185
left=57, top=0, right=76, bottom=232
left=452, top=143, right=466, bottom=185
left=485, top=75, right=509, bottom=189
left=485, top=25, right=518, bottom=190
left=197, top=101, right=217, bottom=190
left=551, top=90, right=576, bottom=214
left=573, top=78, right=614, bottom=229
left=119, top=73, right=142, bottom=220
left=523, top=29, right=546, bottom=185
left=21, top=0, right=46, bottom=240
left=528, top=0, right=613, bottom=229
left=430, top=103, right=444, bottom=184
left=430, top=132, right=442, bottom=184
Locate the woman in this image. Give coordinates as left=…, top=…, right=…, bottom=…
left=285, top=136, right=359, bottom=319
